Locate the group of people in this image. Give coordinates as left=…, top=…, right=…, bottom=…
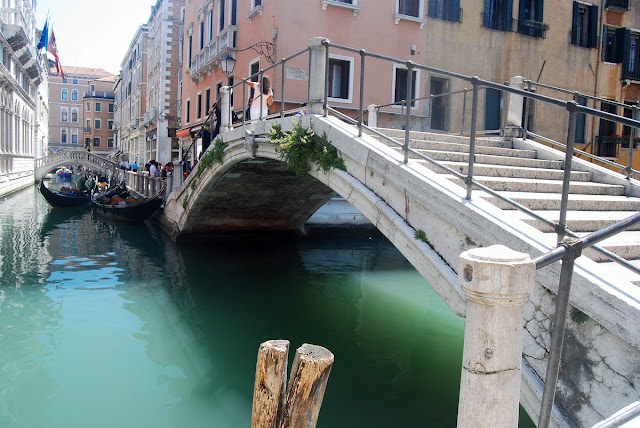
left=117, top=159, right=173, bottom=179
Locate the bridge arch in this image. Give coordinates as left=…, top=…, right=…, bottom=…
left=34, top=150, right=121, bottom=181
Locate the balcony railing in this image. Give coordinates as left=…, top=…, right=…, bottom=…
left=605, top=0, right=630, bottom=11
left=189, top=26, right=237, bottom=80
left=84, top=91, right=115, bottom=99
left=482, top=12, right=515, bottom=32
left=83, top=127, right=92, bottom=133
left=517, top=19, right=547, bottom=39
left=595, top=135, right=620, bottom=158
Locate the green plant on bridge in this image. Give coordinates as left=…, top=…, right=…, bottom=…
left=270, top=121, right=346, bottom=175
left=190, top=137, right=228, bottom=190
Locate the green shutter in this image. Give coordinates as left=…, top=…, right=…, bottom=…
left=518, top=0, right=526, bottom=21
left=536, top=0, right=544, bottom=22
left=588, top=4, right=598, bottom=48
left=484, top=0, right=491, bottom=27
left=504, top=0, right=513, bottom=31
left=428, top=0, right=436, bottom=18
left=616, top=28, right=631, bottom=77
left=571, top=1, right=579, bottom=45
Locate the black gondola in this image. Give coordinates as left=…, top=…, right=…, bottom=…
left=91, top=183, right=164, bottom=222
left=39, top=179, right=90, bottom=208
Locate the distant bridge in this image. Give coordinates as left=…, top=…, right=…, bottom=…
left=34, top=150, right=121, bottom=182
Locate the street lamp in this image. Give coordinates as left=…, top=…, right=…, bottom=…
left=220, top=55, right=236, bottom=77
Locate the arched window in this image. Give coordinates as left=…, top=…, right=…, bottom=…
left=71, top=89, right=78, bottom=101
left=61, top=107, right=68, bottom=122
left=61, top=88, right=68, bottom=100
left=71, top=108, right=78, bottom=122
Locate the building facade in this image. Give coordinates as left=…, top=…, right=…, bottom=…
left=0, top=0, right=49, bottom=196
left=83, top=75, right=117, bottom=155
left=142, top=0, right=184, bottom=165
left=48, top=66, right=115, bottom=154
left=114, top=25, right=149, bottom=167
left=175, top=0, right=639, bottom=167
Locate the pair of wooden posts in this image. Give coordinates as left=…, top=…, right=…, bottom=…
left=251, top=340, right=334, bottom=428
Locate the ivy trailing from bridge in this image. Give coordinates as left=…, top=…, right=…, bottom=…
left=270, top=121, right=346, bottom=175
left=190, top=137, right=228, bottom=190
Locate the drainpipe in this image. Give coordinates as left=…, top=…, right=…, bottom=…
left=590, top=0, right=606, bottom=153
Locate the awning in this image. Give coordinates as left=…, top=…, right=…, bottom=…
left=176, top=128, right=191, bottom=138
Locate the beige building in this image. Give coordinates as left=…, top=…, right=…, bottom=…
left=83, top=75, right=117, bottom=155
left=114, top=25, right=149, bottom=167
left=48, top=66, right=114, bottom=154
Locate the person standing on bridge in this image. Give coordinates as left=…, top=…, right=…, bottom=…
left=245, top=75, right=273, bottom=121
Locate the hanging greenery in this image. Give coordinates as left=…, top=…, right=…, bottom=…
left=190, top=137, right=228, bottom=190
left=270, top=121, right=346, bottom=175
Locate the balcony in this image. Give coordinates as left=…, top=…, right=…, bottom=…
left=189, top=26, right=237, bottom=81
left=84, top=91, right=115, bottom=99
left=605, top=0, right=630, bottom=12
left=84, top=126, right=92, bottom=133
left=1, top=6, right=33, bottom=51
left=143, top=107, right=158, bottom=126
left=595, top=135, right=620, bottom=158
left=517, top=19, right=548, bottom=39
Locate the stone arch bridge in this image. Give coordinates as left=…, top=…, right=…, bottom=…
left=34, top=150, right=121, bottom=182
left=160, top=113, right=640, bottom=428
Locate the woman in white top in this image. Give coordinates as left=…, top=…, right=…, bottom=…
left=245, top=75, right=273, bottom=121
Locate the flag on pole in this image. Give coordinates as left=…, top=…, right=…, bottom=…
left=48, top=29, right=65, bottom=80
left=36, top=17, right=49, bottom=51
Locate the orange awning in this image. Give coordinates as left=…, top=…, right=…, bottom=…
left=176, top=128, right=191, bottom=138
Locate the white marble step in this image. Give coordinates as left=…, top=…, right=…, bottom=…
left=511, top=210, right=640, bottom=232
left=376, top=136, right=537, bottom=158
left=374, top=128, right=511, bottom=148
left=403, top=148, right=563, bottom=169
left=542, top=231, right=640, bottom=263
left=593, top=259, right=640, bottom=285
left=445, top=175, right=627, bottom=195
left=415, top=160, right=592, bottom=181
left=479, top=192, right=640, bottom=211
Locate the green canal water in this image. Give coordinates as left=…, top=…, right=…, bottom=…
left=0, top=184, right=536, bottom=427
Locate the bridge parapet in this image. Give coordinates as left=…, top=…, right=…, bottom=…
left=34, top=150, right=121, bottom=182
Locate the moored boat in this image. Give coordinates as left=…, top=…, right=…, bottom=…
left=91, top=183, right=164, bottom=222
left=55, top=167, right=73, bottom=180
left=39, top=179, right=90, bottom=208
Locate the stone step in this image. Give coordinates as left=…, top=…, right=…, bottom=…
left=593, top=259, right=640, bottom=285
left=373, top=128, right=511, bottom=148
left=479, top=192, right=640, bottom=211
left=403, top=148, right=563, bottom=169
left=445, top=175, right=627, bottom=195
left=541, top=231, right=640, bottom=263
left=376, top=136, right=538, bottom=158
left=415, top=160, right=592, bottom=181
left=511, top=210, right=640, bottom=233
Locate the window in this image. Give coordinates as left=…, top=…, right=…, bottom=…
left=328, top=56, right=353, bottom=102
left=62, top=78, right=68, bottom=83
left=95, top=118, right=101, bottom=130
left=108, top=120, right=114, bottom=130
left=188, top=35, right=193, bottom=66
left=107, top=138, right=115, bottom=148
left=95, top=102, right=101, bottom=112
left=186, top=99, right=191, bottom=123
left=219, top=0, right=225, bottom=32
left=61, top=129, right=68, bottom=143
left=430, top=77, right=450, bottom=131
left=393, top=65, right=419, bottom=108
left=623, top=31, right=640, bottom=80
left=599, top=100, right=618, bottom=137
left=597, top=100, right=618, bottom=156
left=91, top=84, right=95, bottom=94
left=71, top=89, right=78, bottom=100
left=621, top=103, right=637, bottom=146
left=398, top=0, right=420, bottom=16
left=85, top=137, right=91, bottom=148
left=197, top=93, right=202, bottom=119
left=109, top=103, right=114, bottom=113
left=206, top=88, right=211, bottom=114
left=483, top=0, right=513, bottom=31
left=71, top=131, right=78, bottom=144
left=571, top=2, right=598, bottom=48
left=61, top=88, right=68, bottom=100
left=602, top=26, right=618, bottom=62
left=208, top=9, right=214, bottom=42
left=71, top=108, right=78, bottom=123
left=517, top=0, right=545, bottom=37
left=428, top=0, right=461, bottom=22
left=61, top=108, right=68, bottom=122
left=86, top=103, right=91, bottom=112
left=93, top=137, right=101, bottom=148
left=86, top=118, right=91, bottom=130
left=199, top=20, right=205, bottom=50
left=231, top=0, right=237, bottom=24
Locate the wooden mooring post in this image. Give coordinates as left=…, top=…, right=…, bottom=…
left=251, top=340, right=334, bottom=428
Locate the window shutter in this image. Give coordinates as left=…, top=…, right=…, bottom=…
left=615, top=28, right=630, bottom=76
left=504, top=0, right=513, bottom=31
left=483, top=0, right=491, bottom=27
left=588, top=4, right=599, bottom=48
left=452, top=0, right=460, bottom=21
left=428, top=0, right=436, bottom=18
left=535, top=0, right=544, bottom=22
left=518, top=0, right=526, bottom=21
left=570, top=1, right=579, bottom=45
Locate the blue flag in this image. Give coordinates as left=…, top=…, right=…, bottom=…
left=36, top=18, right=49, bottom=51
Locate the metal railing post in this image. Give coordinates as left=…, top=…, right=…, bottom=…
left=627, top=107, right=638, bottom=180
left=461, top=88, right=467, bottom=135
left=403, top=61, right=413, bottom=164
left=358, top=49, right=365, bottom=137
left=280, top=58, right=286, bottom=118
left=537, top=237, right=583, bottom=428
left=557, top=101, right=578, bottom=244
left=465, top=77, right=479, bottom=200
left=259, top=69, right=264, bottom=120
left=324, top=40, right=330, bottom=117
